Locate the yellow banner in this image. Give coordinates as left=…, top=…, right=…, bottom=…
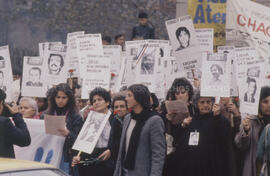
left=188, top=0, right=226, bottom=51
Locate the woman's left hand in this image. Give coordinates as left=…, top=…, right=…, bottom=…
left=98, top=149, right=111, bottom=161
left=58, top=127, right=70, bottom=137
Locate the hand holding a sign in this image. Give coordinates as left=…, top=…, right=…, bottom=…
left=182, top=116, right=192, bottom=127
left=242, top=118, right=250, bottom=134
left=98, top=149, right=111, bottom=161
left=72, top=155, right=80, bottom=167
left=58, top=127, right=70, bottom=137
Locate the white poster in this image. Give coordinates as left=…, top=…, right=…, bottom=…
left=218, top=46, right=239, bottom=96
left=42, top=43, right=68, bottom=88
left=226, top=0, right=270, bottom=86
left=164, top=57, right=185, bottom=92
left=117, top=55, right=128, bottom=91
left=166, top=16, right=202, bottom=83
left=21, top=57, right=47, bottom=97
left=195, top=28, right=214, bottom=53
left=0, top=46, right=13, bottom=102
left=166, top=15, right=200, bottom=57
left=152, top=40, right=170, bottom=99
left=124, top=40, right=149, bottom=86
left=201, top=53, right=231, bottom=97
left=14, top=119, right=65, bottom=168
left=235, top=47, right=264, bottom=115
left=134, top=40, right=160, bottom=92
left=39, top=42, right=62, bottom=58
left=66, top=31, right=85, bottom=78
left=76, top=34, right=104, bottom=73
left=72, top=111, right=111, bottom=154
left=103, top=45, right=122, bottom=92
left=81, top=55, right=111, bottom=99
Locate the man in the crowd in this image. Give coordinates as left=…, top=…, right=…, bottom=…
left=0, top=89, right=31, bottom=158
left=102, top=36, right=112, bottom=45
left=114, top=34, right=126, bottom=51
left=131, top=12, right=155, bottom=40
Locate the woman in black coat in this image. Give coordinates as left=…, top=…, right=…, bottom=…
left=170, top=91, right=234, bottom=176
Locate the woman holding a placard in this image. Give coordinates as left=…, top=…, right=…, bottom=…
left=72, top=87, right=115, bottom=176
left=236, top=86, right=270, bottom=176
left=41, top=83, right=83, bottom=175
left=169, top=90, right=233, bottom=176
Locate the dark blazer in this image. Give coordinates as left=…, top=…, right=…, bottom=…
left=0, top=113, right=31, bottom=158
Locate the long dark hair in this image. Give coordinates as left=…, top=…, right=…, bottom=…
left=47, top=83, right=77, bottom=114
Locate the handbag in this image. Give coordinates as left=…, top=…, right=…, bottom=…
left=260, top=124, right=270, bottom=176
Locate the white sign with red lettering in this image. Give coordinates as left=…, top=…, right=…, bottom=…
left=226, top=0, right=270, bottom=86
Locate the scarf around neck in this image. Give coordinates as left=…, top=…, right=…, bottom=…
left=123, top=109, right=156, bottom=170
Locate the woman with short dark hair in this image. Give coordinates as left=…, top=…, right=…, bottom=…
left=72, top=87, right=114, bottom=176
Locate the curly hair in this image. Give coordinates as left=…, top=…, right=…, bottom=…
left=47, top=83, right=77, bottom=114
left=89, top=87, right=111, bottom=108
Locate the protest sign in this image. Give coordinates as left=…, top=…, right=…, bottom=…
left=134, top=40, right=160, bottom=92
left=66, top=31, right=85, bottom=78
left=76, top=34, right=104, bottom=73
left=188, top=0, right=226, bottom=50
left=80, top=55, right=111, bottom=99
left=117, top=55, right=128, bottom=91
left=166, top=16, right=202, bottom=84
left=44, top=115, right=66, bottom=136
left=103, top=45, right=122, bottom=92
left=166, top=15, right=200, bottom=57
left=0, top=46, right=13, bottom=102
left=124, top=40, right=148, bottom=86
left=21, top=56, right=47, bottom=97
left=235, top=47, right=264, bottom=115
left=201, top=52, right=231, bottom=97
left=39, top=42, right=62, bottom=58
left=164, top=56, right=185, bottom=92
left=226, top=0, right=270, bottom=86
left=15, top=119, right=65, bottom=168
left=72, top=111, right=111, bottom=154
left=42, top=43, right=68, bottom=89
left=195, top=28, right=214, bottom=53
left=217, top=46, right=239, bottom=97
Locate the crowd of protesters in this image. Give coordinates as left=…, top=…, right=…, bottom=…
left=1, top=75, right=270, bottom=176
left=1, top=11, right=270, bottom=176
